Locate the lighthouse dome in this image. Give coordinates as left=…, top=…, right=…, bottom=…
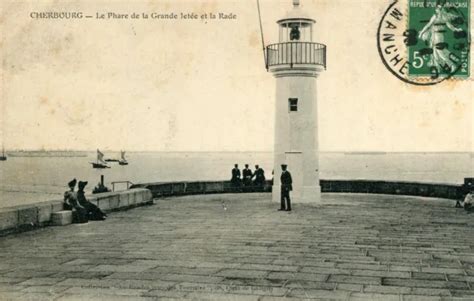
left=277, top=0, right=315, bottom=25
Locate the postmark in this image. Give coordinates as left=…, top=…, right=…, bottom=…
left=377, top=0, right=470, bottom=85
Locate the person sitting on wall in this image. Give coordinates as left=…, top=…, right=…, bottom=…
left=456, top=182, right=472, bottom=208
left=252, top=165, right=266, bottom=191
left=463, top=186, right=474, bottom=213
left=242, top=164, right=253, bottom=191
left=230, top=164, right=241, bottom=191
left=64, top=178, right=88, bottom=223
left=77, top=181, right=107, bottom=221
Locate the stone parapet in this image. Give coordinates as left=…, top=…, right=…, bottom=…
left=0, top=188, right=152, bottom=235
left=131, top=181, right=272, bottom=198
left=320, top=180, right=461, bottom=200
left=132, top=179, right=463, bottom=201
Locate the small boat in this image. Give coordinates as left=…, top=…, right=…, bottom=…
left=91, top=149, right=110, bottom=169
left=0, top=147, right=7, bottom=161
left=91, top=162, right=110, bottom=168
left=105, top=159, right=119, bottom=162
left=118, top=151, right=128, bottom=166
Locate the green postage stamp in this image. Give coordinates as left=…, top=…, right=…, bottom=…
left=377, top=0, right=470, bottom=85
left=408, top=0, right=470, bottom=78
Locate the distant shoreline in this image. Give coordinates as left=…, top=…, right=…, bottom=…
left=4, top=150, right=473, bottom=156
left=7, top=151, right=88, bottom=158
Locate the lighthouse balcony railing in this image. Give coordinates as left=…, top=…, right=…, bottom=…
left=266, top=42, right=326, bottom=69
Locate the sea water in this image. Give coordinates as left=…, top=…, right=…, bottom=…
left=0, top=152, right=472, bottom=208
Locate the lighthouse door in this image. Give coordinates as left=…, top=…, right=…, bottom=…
left=285, top=152, right=303, bottom=198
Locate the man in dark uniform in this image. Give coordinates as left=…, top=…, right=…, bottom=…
left=230, top=164, right=241, bottom=191
left=253, top=165, right=266, bottom=191
left=279, top=164, right=292, bottom=211
left=242, top=164, right=253, bottom=190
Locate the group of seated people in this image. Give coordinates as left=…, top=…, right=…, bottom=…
left=230, top=164, right=266, bottom=191
left=64, top=178, right=107, bottom=223
left=456, top=182, right=474, bottom=213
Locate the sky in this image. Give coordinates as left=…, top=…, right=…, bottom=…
left=0, top=0, right=472, bottom=152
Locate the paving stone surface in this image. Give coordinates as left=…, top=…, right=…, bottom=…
left=0, top=193, right=473, bottom=300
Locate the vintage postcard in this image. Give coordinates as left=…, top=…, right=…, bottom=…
left=0, top=0, right=473, bottom=300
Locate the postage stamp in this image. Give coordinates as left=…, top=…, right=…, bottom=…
left=377, top=0, right=471, bottom=85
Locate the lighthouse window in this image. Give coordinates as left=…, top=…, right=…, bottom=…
left=289, top=98, right=298, bottom=112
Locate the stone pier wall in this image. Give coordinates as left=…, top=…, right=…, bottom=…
left=132, top=179, right=462, bottom=200
left=0, top=188, right=152, bottom=234
left=131, top=181, right=272, bottom=197
left=320, top=180, right=461, bottom=200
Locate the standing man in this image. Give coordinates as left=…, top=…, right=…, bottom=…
left=279, top=164, right=292, bottom=211
left=230, top=164, right=241, bottom=191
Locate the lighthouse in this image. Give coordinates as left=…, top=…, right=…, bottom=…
left=265, top=0, right=326, bottom=203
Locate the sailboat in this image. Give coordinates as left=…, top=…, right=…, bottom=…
left=118, top=150, right=128, bottom=165
left=0, top=147, right=6, bottom=161
left=91, top=149, right=110, bottom=169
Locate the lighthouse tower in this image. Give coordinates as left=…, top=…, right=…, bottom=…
left=265, top=0, right=326, bottom=203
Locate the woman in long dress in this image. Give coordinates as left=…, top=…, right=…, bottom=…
left=418, top=5, right=463, bottom=73
left=64, top=178, right=88, bottom=223
left=77, top=181, right=107, bottom=221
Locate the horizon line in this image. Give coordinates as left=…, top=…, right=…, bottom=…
left=4, top=149, right=474, bottom=154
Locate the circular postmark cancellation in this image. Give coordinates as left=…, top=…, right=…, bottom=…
left=377, top=0, right=471, bottom=85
